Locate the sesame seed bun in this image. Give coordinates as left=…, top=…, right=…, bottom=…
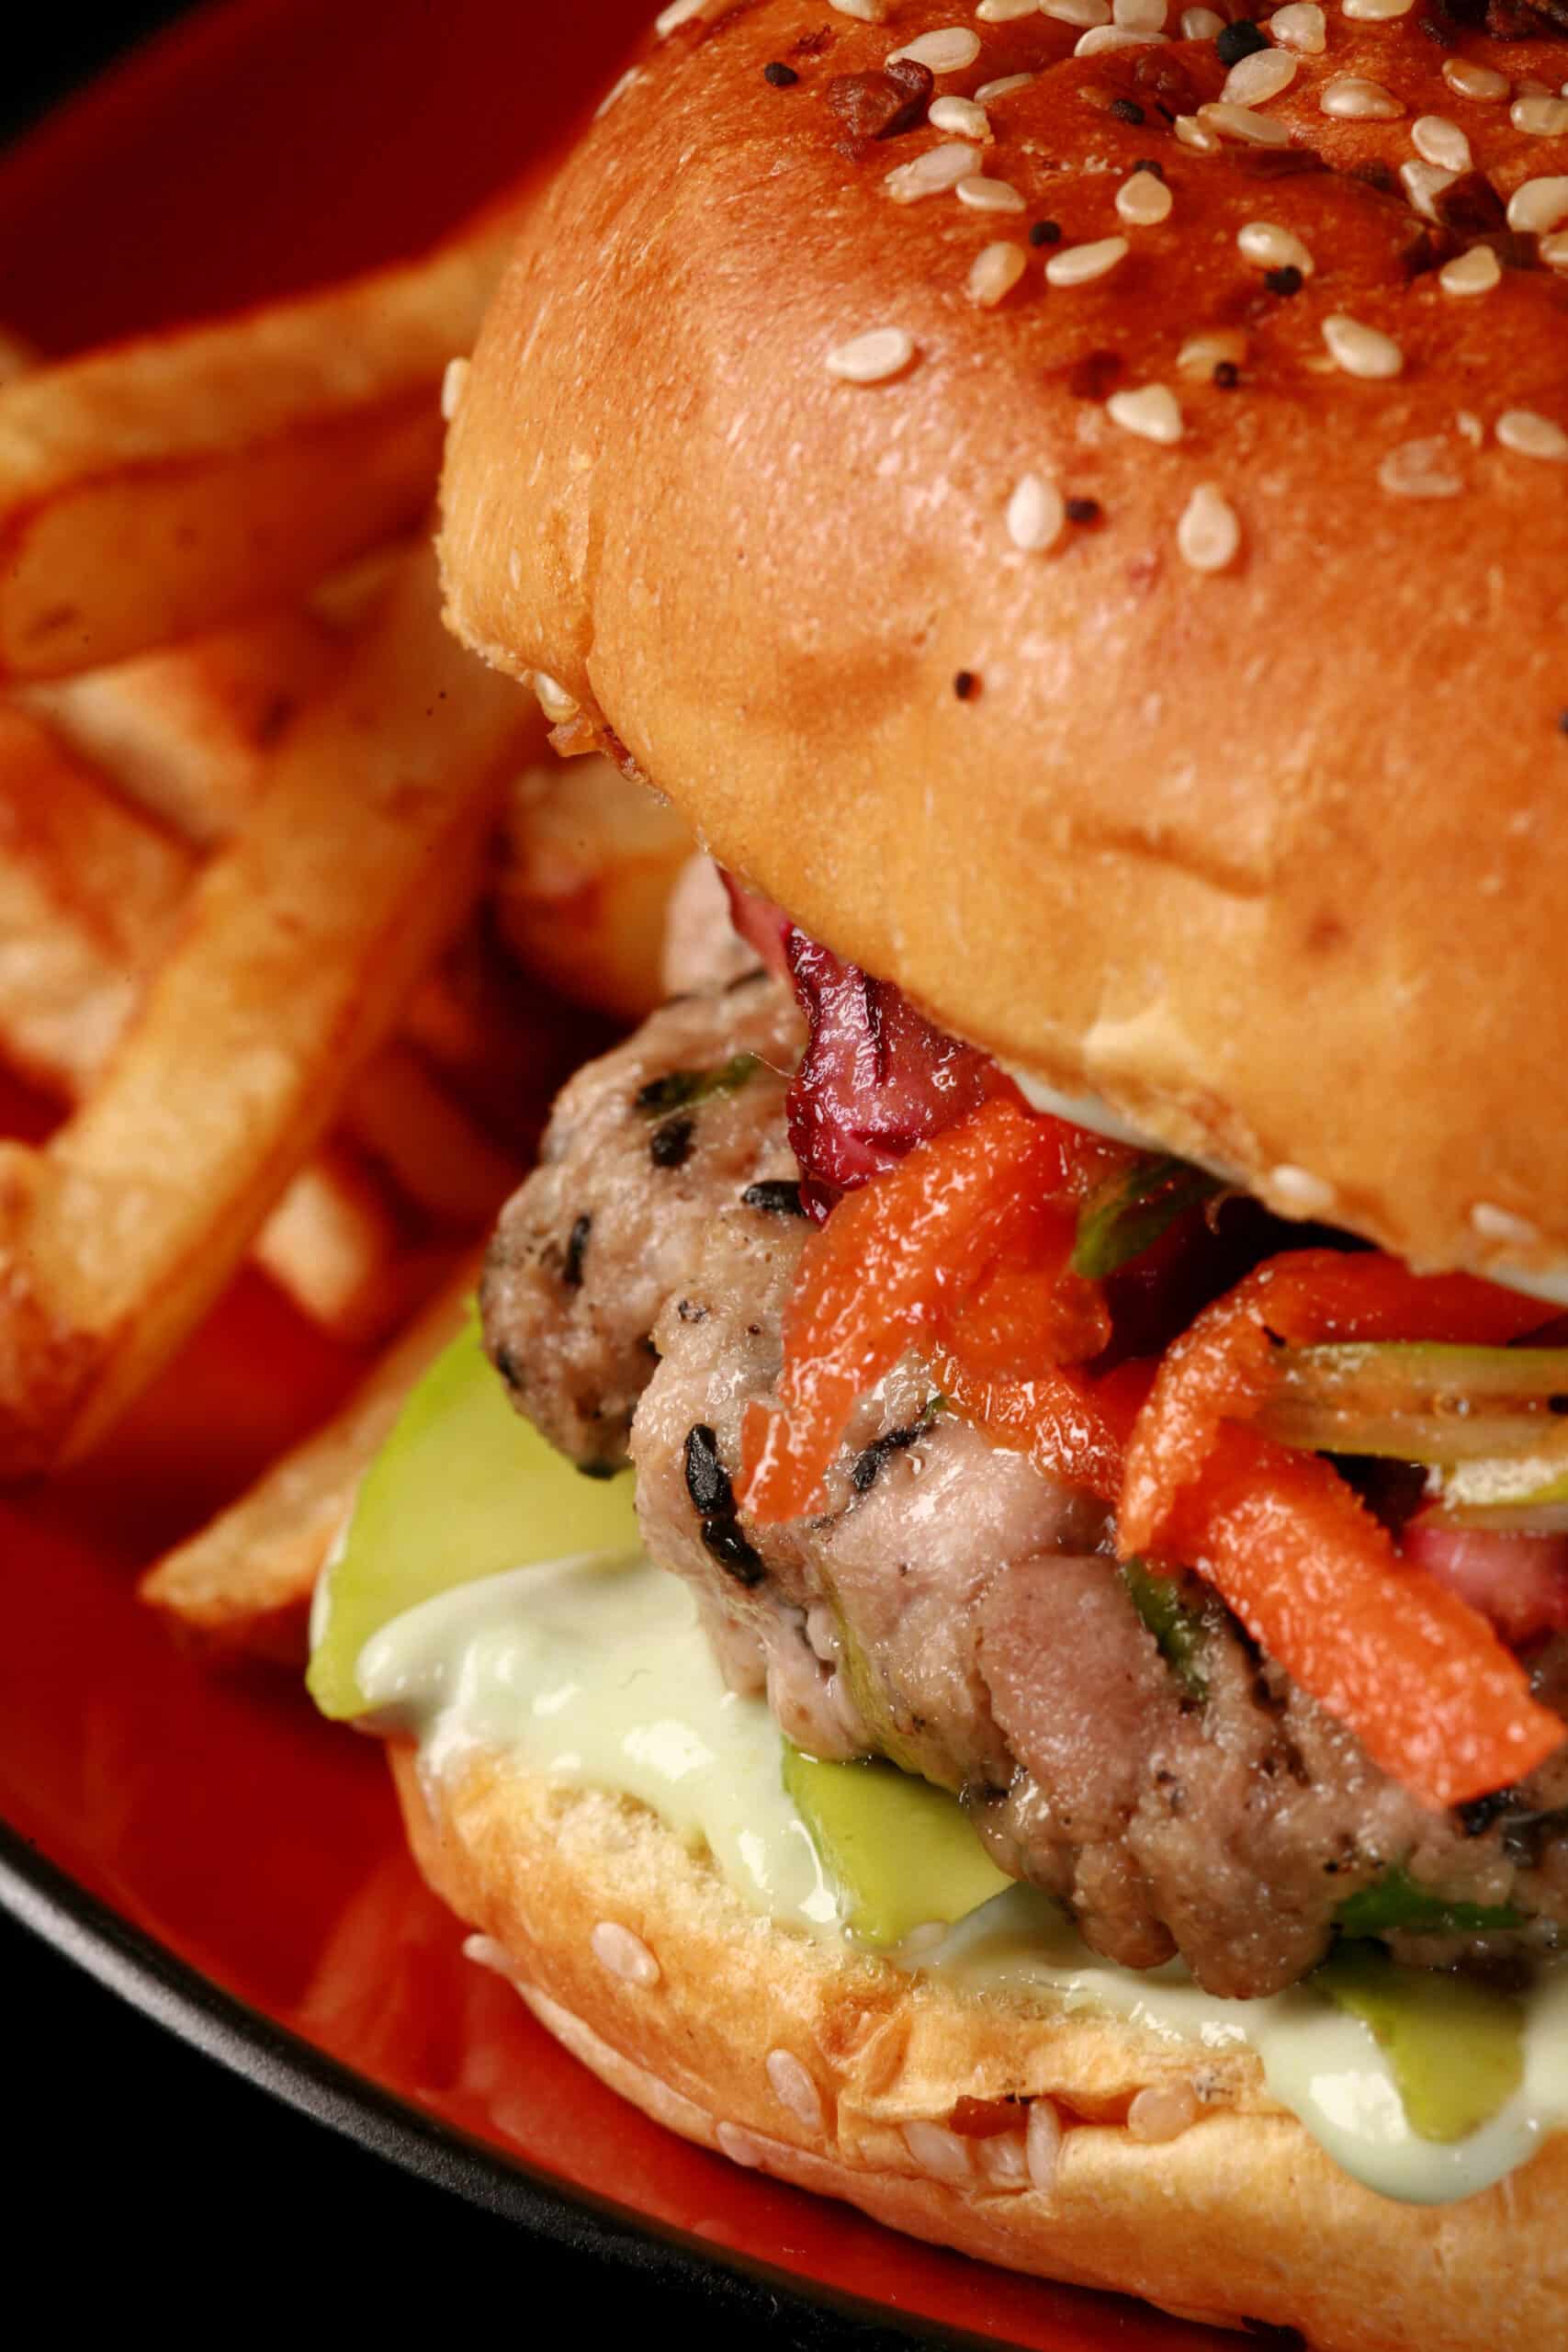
left=440, top=0, right=1568, bottom=1287
left=394, top=1742, right=1568, bottom=2351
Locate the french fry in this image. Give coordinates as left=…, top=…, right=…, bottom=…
left=0, top=706, right=189, bottom=1092
left=0, top=705, right=424, bottom=1340
left=0, top=541, right=532, bottom=1476
left=140, top=1254, right=479, bottom=1662
left=19, top=607, right=343, bottom=846
left=0, top=331, right=38, bottom=387
left=492, top=753, right=695, bottom=1023
left=339, top=1047, right=524, bottom=1228
left=0, top=209, right=516, bottom=680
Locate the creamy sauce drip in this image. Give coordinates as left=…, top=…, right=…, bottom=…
left=359, top=1549, right=1568, bottom=2207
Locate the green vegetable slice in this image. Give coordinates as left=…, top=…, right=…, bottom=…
left=308, top=1311, right=638, bottom=1720
left=1315, top=1942, right=1525, bottom=2143
left=634, top=1053, right=761, bottom=1116
left=782, top=1744, right=1011, bottom=1948
left=1069, top=1154, right=1224, bottom=1280
left=1336, top=1865, right=1526, bottom=1939
left=1122, top=1558, right=1211, bottom=1700
left=1257, top=1341, right=1568, bottom=1467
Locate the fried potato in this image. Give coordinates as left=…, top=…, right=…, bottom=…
left=0, top=542, right=533, bottom=1476
left=493, top=752, right=695, bottom=1022
left=140, top=1254, right=479, bottom=1663
left=0, top=210, right=515, bottom=680
left=0, top=331, right=37, bottom=387
left=19, top=608, right=343, bottom=845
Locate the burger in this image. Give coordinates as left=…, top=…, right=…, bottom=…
left=309, top=1, right=1568, bottom=2342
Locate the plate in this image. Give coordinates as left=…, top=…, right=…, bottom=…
left=0, top=11, right=1265, bottom=2346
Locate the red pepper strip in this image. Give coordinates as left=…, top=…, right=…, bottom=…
left=933, top=1350, right=1150, bottom=1506
left=1122, top=1249, right=1550, bottom=1557
left=739, top=1098, right=1116, bottom=1523
left=1169, top=1426, right=1565, bottom=1808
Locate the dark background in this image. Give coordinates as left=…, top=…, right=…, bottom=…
left=0, top=12, right=769, bottom=2323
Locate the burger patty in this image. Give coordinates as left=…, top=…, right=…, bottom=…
left=483, top=979, right=1568, bottom=1997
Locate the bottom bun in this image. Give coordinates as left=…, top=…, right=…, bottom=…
left=392, top=1744, right=1566, bottom=2352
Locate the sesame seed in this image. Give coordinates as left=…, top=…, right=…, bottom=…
left=716, top=2121, right=766, bottom=2168
left=1108, top=382, right=1183, bottom=443
left=592, top=64, right=644, bottom=119
left=1128, top=2082, right=1201, bottom=2143
left=1030, top=218, right=1063, bottom=244
left=1116, top=168, right=1175, bottom=223
left=1472, top=1202, right=1541, bottom=1248
left=1236, top=220, right=1314, bottom=274
left=762, top=61, right=799, bottom=86
left=1197, top=100, right=1292, bottom=144
left=1378, top=436, right=1464, bottom=498
left=654, top=0, right=705, bottom=34
left=1179, top=5, right=1225, bottom=33
left=1506, top=176, right=1568, bottom=234
left=829, top=0, right=886, bottom=18
left=1265, top=263, right=1304, bottom=295
left=591, top=1920, right=660, bottom=1984
left=531, top=670, right=581, bottom=723
left=1222, top=50, right=1298, bottom=107
left=1513, top=94, right=1568, bottom=137
left=902, top=2120, right=972, bottom=2182
left=1041, top=0, right=1111, bottom=22
left=1177, top=325, right=1247, bottom=377
left=977, top=2133, right=1030, bottom=2189
left=1174, top=112, right=1222, bottom=149
left=824, top=325, right=918, bottom=382
left=1113, top=0, right=1169, bottom=28
left=440, top=356, right=469, bottom=422
left=1438, top=243, right=1501, bottom=295
left=1044, top=232, right=1131, bottom=283
left=1401, top=161, right=1459, bottom=221
left=887, top=26, right=982, bottom=71
left=1322, top=314, right=1404, bottom=379
left=1269, top=1164, right=1336, bottom=1217
left=1109, top=96, right=1147, bottom=121
left=931, top=94, right=992, bottom=137
left=953, top=668, right=978, bottom=697
left=1177, top=481, right=1241, bottom=570
left=977, top=0, right=1040, bottom=16
left=976, top=72, right=1036, bottom=98
left=966, top=240, right=1029, bottom=304
left=957, top=174, right=1028, bottom=210
left=1541, top=229, right=1568, bottom=270
left=886, top=141, right=982, bottom=201
left=1268, top=3, right=1326, bottom=51
left=1496, top=408, right=1568, bottom=462
left=1320, top=76, right=1404, bottom=122
left=1412, top=114, right=1472, bottom=173
left=765, top=2049, right=824, bottom=2132
left=1214, top=18, right=1269, bottom=62
left=1026, top=2098, right=1062, bottom=2195
left=1343, top=0, right=1414, bottom=16
left=1076, top=23, right=1168, bottom=49
left=1441, top=57, right=1509, bottom=103
left=1066, top=494, right=1102, bottom=522
left=1007, top=472, right=1067, bottom=550
left=1213, top=358, right=1241, bottom=386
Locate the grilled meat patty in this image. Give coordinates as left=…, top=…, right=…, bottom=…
left=482, top=978, right=1568, bottom=1996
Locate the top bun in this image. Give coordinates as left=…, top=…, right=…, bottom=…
left=440, top=0, right=1568, bottom=1287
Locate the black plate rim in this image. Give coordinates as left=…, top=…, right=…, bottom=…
left=0, top=1815, right=1031, bottom=2350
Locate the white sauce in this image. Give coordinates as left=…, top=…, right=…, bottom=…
left=357, top=1553, right=840, bottom=1933
left=359, top=1549, right=1568, bottom=2207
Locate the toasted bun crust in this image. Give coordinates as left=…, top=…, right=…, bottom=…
left=441, top=0, right=1568, bottom=1284
left=395, top=1742, right=1567, bottom=2352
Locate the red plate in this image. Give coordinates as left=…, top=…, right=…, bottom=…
left=0, top=11, right=1257, bottom=2346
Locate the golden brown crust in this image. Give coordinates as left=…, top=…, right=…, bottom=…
left=395, top=1743, right=1568, bottom=2352
left=441, top=0, right=1568, bottom=1283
